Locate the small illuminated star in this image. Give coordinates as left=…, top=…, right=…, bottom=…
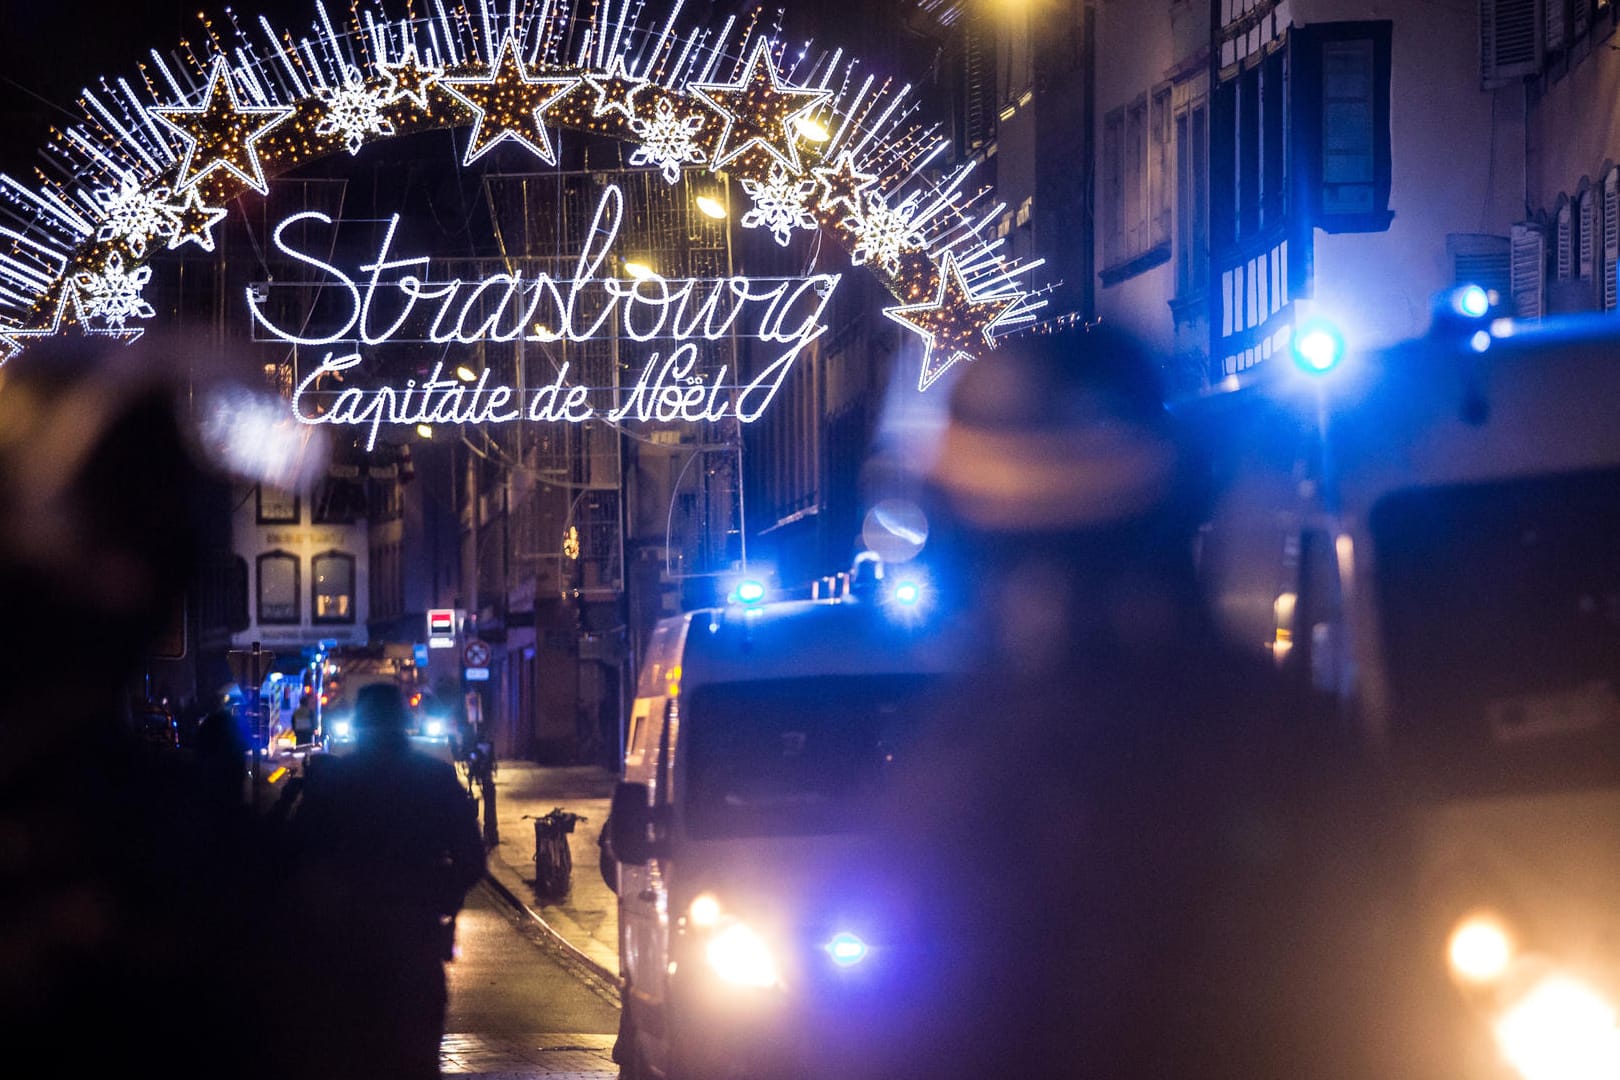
left=161, top=186, right=230, bottom=252
left=884, top=253, right=1022, bottom=391
left=0, top=323, right=22, bottom=364
left=150, top=57, right=295, bottom=195
left=441, top=33, right=578, bottom=166
left=812, top=151, right=878, bottom=218
left=690, top=38, right=830, bottom=173
left=582, top=54, right=648, bottom=122
left=8, top=281, right=144, bottom=349
left=379, top=41, right=444, bottom=113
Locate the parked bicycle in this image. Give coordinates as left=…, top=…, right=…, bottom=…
left=527, top=807, right=587, bottom=898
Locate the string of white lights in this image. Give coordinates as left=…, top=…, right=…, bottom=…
left=0, top=0, right=1050, bottom=381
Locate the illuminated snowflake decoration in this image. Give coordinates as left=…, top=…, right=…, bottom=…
left=628, top=97, right=707, bottom=184
left=315, top=68, right=396, bottom=155
left=91, top=173, right=174, bottom=256
left=0, top=0, right=1055, bottom=392
left=74, top=253, right=155, bottom=328
left=849, top=191, right=926, bottom=275
left=740, top=164, right=818, bottom=247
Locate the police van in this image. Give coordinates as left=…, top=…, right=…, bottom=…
left=608, top=568, right=963, bottom=1080
left=1192, top=299, right=1620, bottom=1080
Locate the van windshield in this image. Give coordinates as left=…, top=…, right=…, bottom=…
left=683, top=674, right=947, bottom=839
left=1371, top=467, right=1620, bottom=795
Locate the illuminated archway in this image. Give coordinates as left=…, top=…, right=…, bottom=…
left=0, top=0, right=1049, bottom=408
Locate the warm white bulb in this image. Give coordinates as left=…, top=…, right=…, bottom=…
left=696, top=195, right=727, bottom=219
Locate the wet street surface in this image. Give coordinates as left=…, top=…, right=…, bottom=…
left=442, top=878, right=622, bottom=1078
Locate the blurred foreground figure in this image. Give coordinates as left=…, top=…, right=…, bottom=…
left=876, top=325, right=1444, bottom=1080
left=282, top=681, right=485, bottom=1080
left=0, top=337, right=292, bottom=1079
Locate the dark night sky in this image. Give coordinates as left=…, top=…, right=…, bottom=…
left=0, top=0, right=324, bottom=178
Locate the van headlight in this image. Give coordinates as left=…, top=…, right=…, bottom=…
left=705, top=920, right=778, bottom=989
left=1494, top=974, right=1620, bottom=1080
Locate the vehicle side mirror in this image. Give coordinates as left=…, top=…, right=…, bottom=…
left=610, top=781, right=666, bottom=865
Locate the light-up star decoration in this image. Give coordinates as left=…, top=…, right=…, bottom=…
left=162, top=187, right=230, bottom=252
left=690, top=38, right=829, bottom=172
left=442, top=33, right=578, bottom=166
left=7, top=282, right=142, bottom=347
left=150, top=58, right=295, bottom=195
left=812, top=152, right=877, bottom=218
left=0, top=1, right=1054, bottom=393
left=582, top=54, right=648, bottom=122
left=885, top=254, right=1024, bottom=391
left=0, top=324, right=23, bottom=364
left=379, top=42, right=443, bottom=113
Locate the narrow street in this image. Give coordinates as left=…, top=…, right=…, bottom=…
left=441, top=879, right=621, bottom=1078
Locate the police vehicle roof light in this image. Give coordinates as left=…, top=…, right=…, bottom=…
left=734, top=579, right=767, bottom=605
left=826, top=932, right=868, bottom=967
left=893, top=580, right=922, bottom=606
left=1452, top=284, right=1491, bottom=319
left=1293, top=319, right=1346, bottom=375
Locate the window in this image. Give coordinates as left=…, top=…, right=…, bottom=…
left=312, top=551, right=356, bottom=624
left=256, top=486, right=299, bottom=525
left=1101, top=88, right=1173, bottom=279
left=1579, top=187, right=1595, bottom=283
left=312, top=477, right=365, bottom=524
left=1175, top=94, right=1210, bottom=299
left=1604, top=167, right=1618, bottom=312
left=1297, top=21, right=1393, bottom=232
left=1150, top=84, right=1173, bottom=249
left=1557, top=202, right=1573, bottom=280
left=1510, top=222, right=1545, bottom=320
left=1481, top=0, right=1541, bottom=88
left=1448, top=233, right=1512, bottom=300
left=257, top=551, right=300, bottom=625
left=1322, top=39, right=1375, bottom=214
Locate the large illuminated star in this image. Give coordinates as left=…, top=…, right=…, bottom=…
left=379, top=41, right=444, bottom=113
left=690, top=38, right=829, bottom=173
left=582, top=54, right=648, bottom=122
left=150, top=58, right=295, bottom=195
left=884, top=254, right=1022, bottom=391
left=8, top=282, right=144, bottom=349
left=442, top=33, right=578, bottom=166
left=812, top=151, right=877, bottom=218
left=161, top=186, right=230, bottom=252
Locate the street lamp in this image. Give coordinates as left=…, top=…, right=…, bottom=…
left=696, top=194, right=727, bottom=220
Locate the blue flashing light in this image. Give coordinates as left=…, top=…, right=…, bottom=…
left=1292, top=320, right=1345, bottom=375
left=893, top=580, right=922, bottom=606
left=825, top=932, right=868, bottom=967
left=1453, top=284, right=1491, bottom=319
left=734, top=579, right=767, bottom=605
left=1469, top=329, right=1492, bottom=353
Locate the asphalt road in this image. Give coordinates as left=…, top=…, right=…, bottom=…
left=440, top=878, right=622, bottom=1078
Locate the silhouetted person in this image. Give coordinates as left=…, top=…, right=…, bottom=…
left=283, top=681, right=485, bottom=1080
left=868, top=324, right=1444, bottom=1080
left=192, top=687, right=250, bottom=809
left=0, top=336, right=300, bottom=1080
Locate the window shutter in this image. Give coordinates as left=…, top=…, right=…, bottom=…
left=1579, top=189, right=1595, bottom=282
left=1574, top=0, right=1591, bottom=35
left=1448, top=232, right=1512, bottom=302
left=1605, top=169, right=1619, bottom=311
left=1481, top=0, right=1542, bottom=88
left=1557, top=203, right=1573, bottom=280
left=1510, top=223, right=1545, bottom=319
left=1547, top=0, right=1567, bottom=50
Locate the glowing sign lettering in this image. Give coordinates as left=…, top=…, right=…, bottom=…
left=256, top=184, right=839, bottom=447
